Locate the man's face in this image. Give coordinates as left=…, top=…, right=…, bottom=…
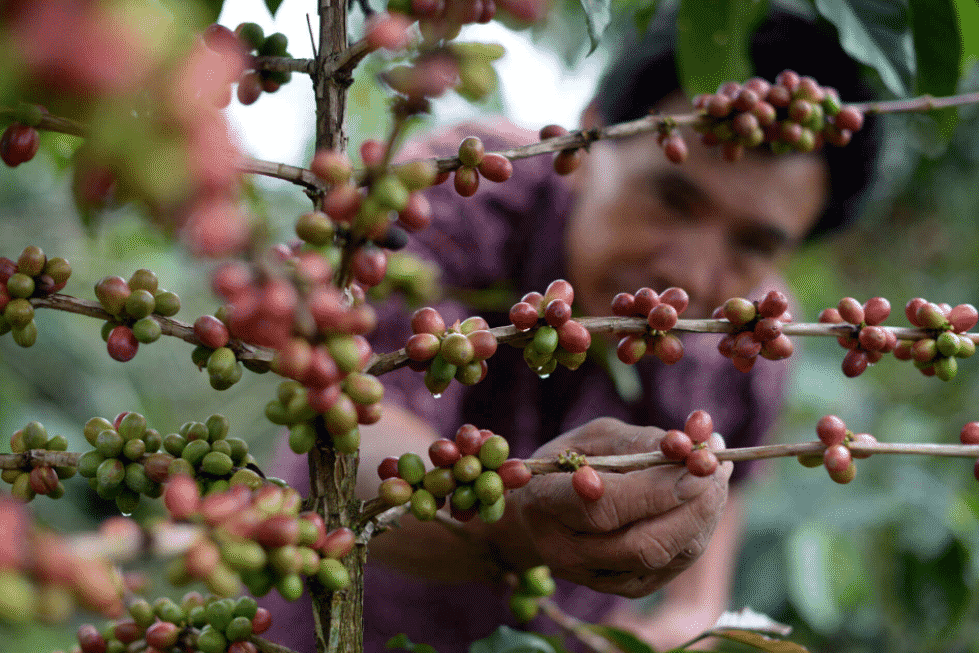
left=564, top=97, right=829, bottom=319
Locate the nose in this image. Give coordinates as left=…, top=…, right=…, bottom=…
left=654, top=225, right=727, bottom=316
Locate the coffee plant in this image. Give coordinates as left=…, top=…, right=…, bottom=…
left=2, top=0, right=979, bottom=652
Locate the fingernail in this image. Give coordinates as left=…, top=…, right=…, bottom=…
left=674, top=471, right=708, bottom=502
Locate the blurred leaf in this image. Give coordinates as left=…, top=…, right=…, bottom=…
left=814, top=0, right=914, bottom=97
left=633, top=0, right=661, bottom=35
left=675, top=0, right=766, bottom=96
left=712, top=607, right=792, bottom=636
left=711, top=629, right=809, bottom=652
left=469, top=627, right=556, bottom=653
left=786, top=523, right=841, bottom=633
left=578, top=0, right=612, bottom=53
left=386, top=634, right=439, bottom=653
left=954, top=0, right=979, bottom=72
left=587, top=625, right=655, bottom=653
left=264, top=0, right=284, bottom=16
left=908, top=0, right=960, bottom=139
left=199, top=0, right=224, bottom=23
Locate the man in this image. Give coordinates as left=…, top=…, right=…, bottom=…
left=262, top=6, right=879, bottom=651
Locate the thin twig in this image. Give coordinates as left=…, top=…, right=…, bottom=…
left=537, top=598, right=622, bottom=653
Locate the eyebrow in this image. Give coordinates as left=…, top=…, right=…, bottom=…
left=649, top=170, right=795, bottom=251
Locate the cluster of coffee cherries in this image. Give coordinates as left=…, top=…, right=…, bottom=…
left=164, top=477, right=354, bottom=600
left=94, top=269, right=181, bottom=362
left=405, top=308, right=498, bottom=394
left=380, top=39, right=506, bottom=104
left=797, top=415, right=876, bottom=484
left=509, top=280, right=591, bottom=377
left=537, top=124, right=584, bottom=176
left=681, top=70, right=865, bottom=163
left=893, top=299, right=978, bottom=381
left=0, top=246, right=71, bottom=347
left=77, top=412, right=258, bottom=515
left=378, top=424, right=531, bottom=523
left=714, top=290, right=794, bottom=372
left=0, top=495, right=124, bottom=623
left=77, top=592, right=274, bottom=653
left=365, top=251, right=441, bottom=307
left=659, top=410, right=721, bottom=477
left=819, top=297, right=896, bottom=378
left=612, top=286, right=689, bottom=365
left=508, top=565, right=556, bottom=622
left=450, top=136, right=513, bottom=197
left=189, top=314, right=248, bottom=390
left=1, top=105, right=42, bottom=167
left=201, top=23, right=293, bottom=108
left=3, top=421, right=73, bottom=501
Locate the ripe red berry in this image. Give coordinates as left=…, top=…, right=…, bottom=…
left=411, top=306, right=445, bottom=335
left=544, top=298, right=572, bottom=327
left=660, top=429, right=693, bottom=461
left=961, top=422, right=979, bottom=445
left=194, top=315, right=230, bottom=349
left=662, top=134, right=688, bottom=164
left=611, top=293, right=635, bottom=316
left=760, top=333, right=794, bottom=360
left=497, top=459, right=532, bottom=489
left=477, top=153, right=513, bottom=182
left=823, top=444, right=853, bottom=474
left=753, top=317, right=782, bottom=342
left=633, top=287, right=659, bottom=316
left=377, top=456, right=400, bottom=480
left=454, top=166, right=480, bottom=196
left=107, top=326, right=139, bottom=362
left=905, top=297, right=928, bottom=326
left=237, top=71, right=263, bottom=105
left=684, top=410, right=714, bottom=443
left=510, top=301, right=539, bottom=331
left=816, top=415, right=847, bottom=446
left=862, top=297, right=891, bottom=326
left=571, top=465, right=603, bottom=502
left=351, top=246, right=387, bottom=288
left=837, top=297, right=865, bottom=324
left=552, top=149, right=582, bottom=175
left=539, top=124, right=568, bottom=140
left=1, top=124, right=40, bottom=167
left=842, top=349, right=869, bottom=377
left=835, top=106, right=864, bottom=132
left=616, top=334, right=647, bottom=365
left=429, top=438, right=462, bottom=468
left=653, top=333, right=684, bottom=364
left=858, top=325, right=887, bottom=352
left=686, top=448, right=719, bottom=476
left=849, top=432, right=877, bottom=459
left=556, top=319, right=591, bottom=354
left=949, top=304, right=979, bottom=334
left=647, top=303, right=678, bottom=331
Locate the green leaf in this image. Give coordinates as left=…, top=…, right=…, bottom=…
left=264, top=0, right=285, bottom=17
left=711, top=629, right=810, bottom=652
left=578, top=0, right=612, bottom=53
left=813, top=0, right=914, bottom=97
left=469, top=626, right=556, bottom=653
left=199, top=0, right=224, bottom=23
left=908, top=0, right=960, bottom=139
left=386, top=634, right=439, bottom=653
left=675, top=0, right=767, bottom=96
left=633, top=0, right=662, bottom=35
left=587, top=625, right=655, bottom=653
left=954, top=0, right=979, bottom=73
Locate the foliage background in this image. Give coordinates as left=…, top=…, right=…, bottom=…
left=3, top=0, right=979, bottom=651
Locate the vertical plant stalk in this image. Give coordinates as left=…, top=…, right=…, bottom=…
left=310, top=1, right=364, bottom=653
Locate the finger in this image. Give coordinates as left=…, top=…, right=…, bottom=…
left=523, top=462, right=717, bottom=533
left=553, top=418, right=665, bottom=457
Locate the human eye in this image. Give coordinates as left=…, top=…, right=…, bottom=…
left=731, top=226, right=788, bottom=258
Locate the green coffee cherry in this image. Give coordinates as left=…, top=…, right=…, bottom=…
left=84, top=417, right=114, bottom=446
left=332, top=427, right=360, bottom=454
left=289, top=422, right=316, bottom=454
left=118, top=412, right=147, bottom=441
left=11, top=321, right=37, bottom=347
left=7, top=272, right=35, bottom=298
left=317, top=558, right=350, bottom=591
left=181, top=439, right=211, bottom=467
left=410, top=488, right=437, bottom=521
left=452, top=455, right=482, bottom=483
left=201, top=451, right=234, bottom=476
left=153, top=290, right=181, bottom=316
left=4, top=299, right=33, bottom=328
left=125, top=289, right=156, bottom=319
left=478, top=495, right=506, bottom=523
left=132, top=317, right=162, bottom=343
left=450, top=484, right=478, bottom=511
left=474, top=470, right=504, bottom=504
left=205, top=414, right=230, bottom=441
left=398, top=453, right=426, bottom=485
left=478, top=435, right=509, bottom=470
left=96, top=429, right=125, bottom=458
left=122, top=438, right=146, bottom=461
left=78, top=451, right=105, bottom=478
left=23, top=421, right=48, bottom=449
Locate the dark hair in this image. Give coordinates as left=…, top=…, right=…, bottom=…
left=594, top=6, right=881, bottom=240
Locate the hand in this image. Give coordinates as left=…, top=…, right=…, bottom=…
left=507, top=417, right=732, bottom=598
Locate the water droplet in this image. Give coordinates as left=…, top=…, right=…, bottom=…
left=538, top=374, right=550, bottom=379
left=432, top=393, right=442, bottom=399
left=120, top=511, right=132, bottom=517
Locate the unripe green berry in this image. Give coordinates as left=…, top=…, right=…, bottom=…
left=410, top=488, right=437, bottom=520
left=125, top=289, right=156, bottom=319
left=201, top=451, right=234, bottom=476
left=332, top=427, right=361, bottom=454
left=122, top=438, right=146, bottom=461
left=474, top=470, right=504, bottom=504
left=509, top=594, right=539, bottom=622
left=450, top=484, right=479, bottom=511
left=935, top=355, right=958, bottom=381
left=531, top=325, right=559, bottom=356
left=7, top=272, right=35, bottom=298
left=43, top=257, right=71, bottom=285
left=289, top=422, right=316, bottom=454
left=295, top=211, right=334, bottom=246
left=96, top=429, right=124, bottom=458
left=397, top=452, right=426, bottom=485
left=78, top=450, right=105, bottom=478
left=937, top=331, right=960, bottom=357
left=153, top=290, right=181, bottom=316
left=11, top=321, right=37, bottom=347
left=317, top=558, right=350, bottom=591
left=422, top=467, right=456, bottom=497
left=479, top=435, right=509, bottom=470
left=118, top=412, right=147, bottom=441
left=458, top=137, right=485, bottom=167
left=128, top=269, right=159, bottom=293
left=5, top=298, right=33, bottom=328
left=453, top=455, right=482, bottom=483
left=17, top=245, right=45, bottom=277
left=478, top=495, right=506, bottom=523
left=379, top=477, right=413, bottom=505
left=181, top=439, right=211, bottom=467
left=132, top=316, right=162, bottom=343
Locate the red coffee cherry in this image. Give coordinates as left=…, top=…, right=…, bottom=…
left=351, top=246, right=387, bottom=288
left=653, top=333, right=684, bottom=364
left=510, top=301, right=539, bottom=331
left=556, top=320, right=591, bottom=354
left=429, top=438, right=462, bottom=468
left=684, top=410, right=714, bottom=444
left=961, top=422, right=979, bottom=445
left=633, top=287, right=659, bottom=316
left=477, top=153, right=513, bottom=182
left=611, top=292, right=635, bottom=316
left=757, top=290, right=788, bottom=318
left=857, top=325, right=888, bottom=352
left=753, top=317, right=782, bottom=342
left=662, top=133, right=688, bottom=164
left=823, top=444, right=853, bottom=474
left=837, top=297, right=865, bottom=324
left=552, top=149, right=582, bottom=175
left=849, top=432, right=877, bottom=459
left=544, top=279, right=574, bottom=306
left=454, top=166, right=480, bottom=196
left=647, top=304, right=678, bottom=331
left=760, top=333, right=794, bottom=360
left=236, top=71, right=263, bottom=105
left=949, top=304, right=979, bottom=334
left=194, top=315, right=230, bottom=349
left=360, top=139, right=386, bottom=167
left=411, top=306, right=445, bottom=335
left=1, top=124, right=40, bottom=167
left=544, top=299, right=572, bottom=328
left=539, top=124, right=568, bottom=140
left=862, top=297, right=891, bottom=326
left=732, top=331, right=762, bottom=359
left=659, top=287, right=689, bottom=314
left=816, top=415, right=847, bottom=446
left=497, top=459, right=532, bottom=489
left=107, top=326, right=139, bottom=362
left=686, top=448, right=719, bottom=476
left=616, top=334, right=647, bottom=365
left=835, top=106, right=864, bottom=132
left=842, top=349, right=869, bottom=378
left=377, top=456, right=400, bottom=480
left=571, top=465, right=604, bottom=502
left=660, top=429, right=693, bottom=461
left=455, top=424, right=483, bottom=456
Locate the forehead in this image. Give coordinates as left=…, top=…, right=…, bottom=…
left=600, top=130, right=829, bottom=241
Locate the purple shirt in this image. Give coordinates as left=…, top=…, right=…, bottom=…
left=261, top=125, right=790, bottom=652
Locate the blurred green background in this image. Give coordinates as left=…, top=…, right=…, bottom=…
left=3, top=0, right=979, bottom=651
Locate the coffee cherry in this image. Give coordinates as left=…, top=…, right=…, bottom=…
left=916, top=302, right=948, bottom=330
left=659, top=287, right=689, bottom=314
left=556, top=319, right=591, bottom=354
left=835, top=106, right=864, bottom=132
left=961, top=422, right=979, bottom=445
left=497, top=459, right=531, bottom=489
left=571, top=465, right=603, bottom=502
left=510, top=301, right=540, bottom=331
left=458, top=137, right=485, bottom=167
left=660, top=429, right=693, bottom=461
left=477, top=153, right=512, bottom=182
left=107, top=326, right=138, bottom=362
left=467, top=329, right=497, bottom=361
left=949, top=304, right=979, bottom=333
left=647, top=303, right=678, bottom=331
left=823, top=443, right=852, bottom=474
left=611, top=292, right=635, bottom=316
left=1, top=124, right=40, bottom=167
left=616, top=334, right=647, bottom=365
left=552, top=149, right=582, bottom=175
left=837, top=297, right=864, bottom=324
left=848, top=432, right=877, bottom=459
left=686, top=448, right=719, bottom=476
left=429, top=439, right=462, bottom=468
left=684, top=410, right=714, bottom=444
left=478, top=435, right=509, bottom=470
left=797, top=452, right=823, bottom=468
left=411, top=306, right=445, bottom=335
left=841, top=349, right=869, bottom=378
left=653, top=333, right=684, bottom=364
left=453, top=166, right=480, bottom=197
left=722, top=297, right=756, bottom=325
left=662, top=134, right=688, bottom=164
